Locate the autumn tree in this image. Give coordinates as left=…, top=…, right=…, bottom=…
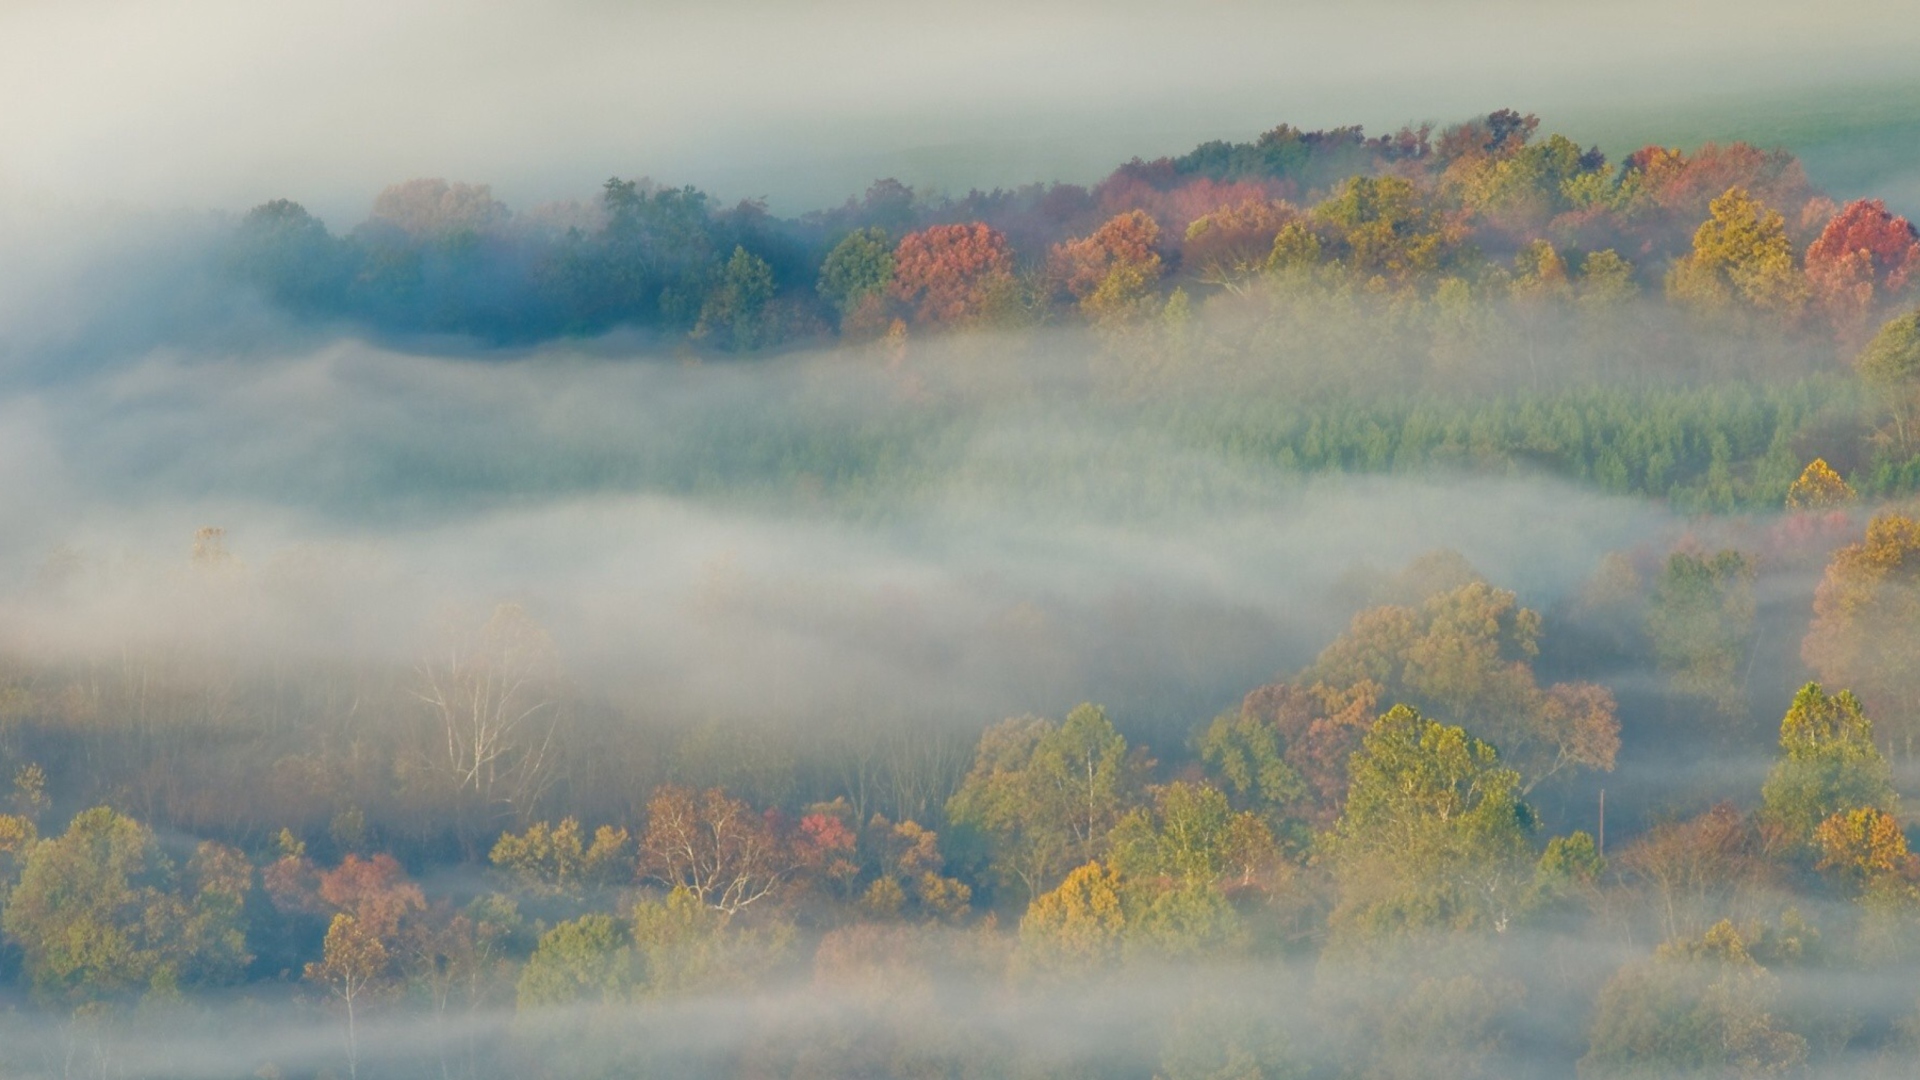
left=1181, top=198, right=1296, bottom=285
left=629, top=885, right=791, bottom=997
left=1805, top=198, right=1920, bottom=338
left=1299, top=580, right=1618, bottom=791
left=1312, top=175, right=1460, bottom=286
left=308, top=913, right=389, bottom=1080
left=640, top=785, right=797, bottom=916
left=1015, top=860, right=1125, bottom=976
left=368, top=178, right=508, bottom=237
left=1645, top=550, right=1757, bottom=717
left=1803, top=513, right=1920, bottom=751
left=1612, top=804, right=1774, bottom=943
left=490, top=817, right=631, bottom=897
left=1326, top=706, right=1535, bottom=944
left=1759, top=683, right=1894, bottom=848
left=1665, top=186, right=1806, bottom=320
left=945, top=703, right=1146, bottom=903
left=1814, top=806, right=1917, bottom=894
left=317, top=852, right=428, bottom=945
left=1784, top=458, right=1855, bottom=511
left=888, top=222, right=1016, bottom=326
left=1049, top=210, right=1164, bottom=321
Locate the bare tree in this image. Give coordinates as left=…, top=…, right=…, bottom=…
left=641, top=785, right=796, bottom=916
left=412, top=604, right=564, bottom=821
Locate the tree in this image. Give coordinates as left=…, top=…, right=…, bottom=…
left=1, top=807, right=251, bottom=1005
left=1805, top=199, right=1920, bottom=338
left=1803, top=514, right=1920, bottom=752
left=490, top=817, right=631, bottom=897
left=229, top=199, right=348, bottom=314
left=1759, top=683, right=1894, bottom=848
left=1182, top=198, right=1296, bottom=286
left=1016, top=861, right=1125, bottom=976
left=888, top=222, right=1015, bottom=325
left=1108, top=781, right=1279, bottom=895
left=640, top=785, right=796, bottom=915
left=1049, top=210, right=1164, bottom=320
left=1580, top=921, right=1807, bottom=1079
left=1665, top=186, right=1806, bottom=320
left=629, top=885, right=791, bottom=997
left=1814, top=806, right=1917, bottom=892
left=368, top=179, right=509, bottom=237
left=1613, top=804, right=1773, bottom=943
left=1300, top=580, right=1618, bottom=791
left=307, top=913, right=388, bottom=1080
left=693, top=246, right=777, bottom=350
left=1313, top=175, right=1458, bottom=285
left=1856, top=310, right=1920, bottom=454
left=1327, top=706, right=1534, bottom=943
left=1195, top=708, right=1309, bottom=830
left=1646, top=550, right=1757, bottom=717
left=317, top=852, right=427, bottom=945
left=515, top=913, right=634, bottom=1008
left=946, top=704, right=1146, bottom=903
left=817, top=227, right=895, bottom=317
left=1784, top=458, right=1855, bottom=510
left=412, top=603, right=565, bottom=823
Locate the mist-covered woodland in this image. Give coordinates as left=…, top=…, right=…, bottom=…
left=0, top=105, right=1919, bottom=1078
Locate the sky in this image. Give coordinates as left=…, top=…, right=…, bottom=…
left=4, top=0, right=1920, bottom=222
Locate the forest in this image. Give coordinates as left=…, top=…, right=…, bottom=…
left=0, top=106, right=1917, bottom=1078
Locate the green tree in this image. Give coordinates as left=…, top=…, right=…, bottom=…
left=1, top=807, right=252, bottom=1005
left=946, top=703, right=1145, bottom=903
left=1327, top=706, right=1535, bottom=944
left=515, top=913, right=634, bottom=1008
left=817, top=227, right=895, bottom=315
left=1759, top=683, right=1895, bottom=848
left=1646, top=550, right=1757, bottom=718
left=1195, top=710, right=1308, bottom=829
left=1857, top=309, right=1920, bottom=454
left=694, top=246, right=778, bottom=350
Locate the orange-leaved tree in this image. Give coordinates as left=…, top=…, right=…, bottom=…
left=888, top=223, right=1016, bottom=326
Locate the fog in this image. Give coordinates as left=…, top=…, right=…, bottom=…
left=3, top=4, right=1920, bottom=1078
left=6, top=0, right=1920, bottom=217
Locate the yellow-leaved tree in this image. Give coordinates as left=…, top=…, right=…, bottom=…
left=1666, top=186, right=1806, bottom=321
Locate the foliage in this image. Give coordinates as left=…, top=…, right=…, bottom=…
left=1785, top=458, right=1855, bottom=510
left=1580, top=921, right=1807, bottom=1079
left=1016, top=861, right=1126, bottom=976
left=1759, top=683, right=1895, bottom=847
left=1803, top=514, right=1920, bottom=750
left=1327, top=705, right=1534, bottom=943
left=946, top=703, right=1145, bottom=903
left=1300, top=580, right=1617, bottom=790
left=1646, top=550, right=1758, bottom=717
left=1, top=807, right=252, bottom=1005
left=490, top=817, right=631, bottom=897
